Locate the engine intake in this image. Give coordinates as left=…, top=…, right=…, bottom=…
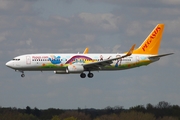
left=66, top=64, right=84, bottom=73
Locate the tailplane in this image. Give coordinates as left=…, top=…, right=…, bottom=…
left=133, top=24, right=164, bottom=55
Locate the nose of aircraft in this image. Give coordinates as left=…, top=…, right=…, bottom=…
left=6, top=61, right=13, bottom=68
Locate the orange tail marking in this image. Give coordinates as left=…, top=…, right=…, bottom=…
left=133, top=24, right=165, bottom=55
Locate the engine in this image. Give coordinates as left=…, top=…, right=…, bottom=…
left=66, top=64, right=84, bottom=73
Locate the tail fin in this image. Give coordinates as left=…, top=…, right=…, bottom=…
left=133, top=24, right=165, bottom=55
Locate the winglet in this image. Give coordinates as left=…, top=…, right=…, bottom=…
left=83, top=47, right=89, bottom=54
left=126, top=44, right=136, bottom=56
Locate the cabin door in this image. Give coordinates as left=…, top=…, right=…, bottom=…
left=26, top=56, right=31, bottom=65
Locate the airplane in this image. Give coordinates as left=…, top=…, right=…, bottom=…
left=6, top=24, right=173, bottom=78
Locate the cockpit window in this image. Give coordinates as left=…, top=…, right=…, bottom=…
left=12, top=58, right=20, bottom=61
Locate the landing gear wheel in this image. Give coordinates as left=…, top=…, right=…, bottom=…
left=21, top=74, right=25, bottom=77
left=88, top=73, right=94, bottom=78
left=80, top=73, right=86, bottom=78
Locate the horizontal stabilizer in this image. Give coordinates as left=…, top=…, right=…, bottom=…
left=149, top=53, right=174, bottom=59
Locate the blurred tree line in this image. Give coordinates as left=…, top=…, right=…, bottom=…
left=0, top=101, right=180, bottom=120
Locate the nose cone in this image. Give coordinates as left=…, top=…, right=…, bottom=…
left=6, top=61, right=13, bottom=68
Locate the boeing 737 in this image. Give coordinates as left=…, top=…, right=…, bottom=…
left=6, top=24, right=173, bottom=78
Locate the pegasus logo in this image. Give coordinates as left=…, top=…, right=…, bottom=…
left=142, top=26, right=161, bottom=51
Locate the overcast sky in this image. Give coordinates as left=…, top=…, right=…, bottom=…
left=1, top=0, right=180, bottom=109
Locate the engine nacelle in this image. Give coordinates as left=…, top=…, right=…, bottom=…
left=54, top=70, right=68, bottom=74
left=66, top=64, right=84, bottom=73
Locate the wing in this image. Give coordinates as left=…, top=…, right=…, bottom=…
left=83, top=44, right=136, bottom=70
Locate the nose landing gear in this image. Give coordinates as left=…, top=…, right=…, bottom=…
left=21, top=73, right=25, bottom=77
left=16, top=70, right=25, bottom=77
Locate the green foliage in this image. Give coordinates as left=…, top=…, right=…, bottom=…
left=51, top=115, right=78, bottom=120
left=0, top=101, right=180, bottom=120
left=129, top=105, right=146, bottom=112
left=64, top=116, right=78, bottom=120
left=94, top=114, right=119, bottom=120
left=26, top=106, right=31, bottom=115
left=41, top=108, right=64, bottom=120
left=0, top=111, right=39, bottom=120
left=95, top=111, right=156, bottom=120
left=51, top=115, right=61, bottom=120
left=157, top=116, right=178, bottom=120
left=119, top=111, right=155, bottom=120
left=54, top=111, right=91, bottom=120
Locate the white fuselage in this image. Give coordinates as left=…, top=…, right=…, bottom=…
left=6, top=53, right=156, bottom=72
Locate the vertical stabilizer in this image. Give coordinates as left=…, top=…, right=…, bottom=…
left=133, top=24, right=164, bottom=55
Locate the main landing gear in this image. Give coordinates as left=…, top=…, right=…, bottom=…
left=80, top=72, right=94, bottom=78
